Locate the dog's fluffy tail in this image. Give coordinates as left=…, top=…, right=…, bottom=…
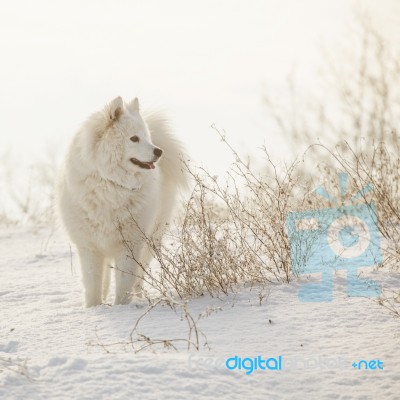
left=145, top=111, right=190, bottom=191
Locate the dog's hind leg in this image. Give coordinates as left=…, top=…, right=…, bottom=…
left=77, top=247, right=104, bottom=307
left=102, top=259, right=112, bottom=303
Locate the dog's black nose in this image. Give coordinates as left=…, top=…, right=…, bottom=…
left=154, top=148, right=163, bottom=157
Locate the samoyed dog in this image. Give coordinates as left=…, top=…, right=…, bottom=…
left=56, top=97, right=188, bottom=307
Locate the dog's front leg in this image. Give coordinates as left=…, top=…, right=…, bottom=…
left=114, top=249, right=144, bottom=305
left=77, top=247, right=104, bottom=308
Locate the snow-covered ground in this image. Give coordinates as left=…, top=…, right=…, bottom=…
left=1, top=227, right=399, bottom=399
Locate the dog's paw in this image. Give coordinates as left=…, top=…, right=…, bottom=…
left=128, top=296, right=148, bottom=308
left=114, top=293, right=147, bottom=308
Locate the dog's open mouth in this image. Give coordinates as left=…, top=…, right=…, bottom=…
left=130, top=158, right=156, bottom=170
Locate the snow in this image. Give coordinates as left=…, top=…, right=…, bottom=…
left=1, top=227, right=399, bottom=399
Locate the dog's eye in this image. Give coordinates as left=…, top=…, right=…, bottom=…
left=130, top=135, right=139, bottom=142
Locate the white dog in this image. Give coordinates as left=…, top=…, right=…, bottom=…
left=56, top=97, right=188, bottom=307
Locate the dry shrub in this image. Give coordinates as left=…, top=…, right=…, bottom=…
left=118, top=18, right=400, bottom=319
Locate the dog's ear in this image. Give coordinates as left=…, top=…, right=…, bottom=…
left=107, top=96, right=124, bottom=121
left=127, top=97, right=140, bottom=113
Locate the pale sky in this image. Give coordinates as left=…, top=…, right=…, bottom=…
left=0, top=0, right=399, bottom=176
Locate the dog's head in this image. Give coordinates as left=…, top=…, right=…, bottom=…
left=104, top=96, right=163, bottom=170
left=83, top=96, right=162, bottom=189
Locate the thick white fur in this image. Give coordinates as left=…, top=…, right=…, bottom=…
left=56, top=97, right=188, bottom=307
